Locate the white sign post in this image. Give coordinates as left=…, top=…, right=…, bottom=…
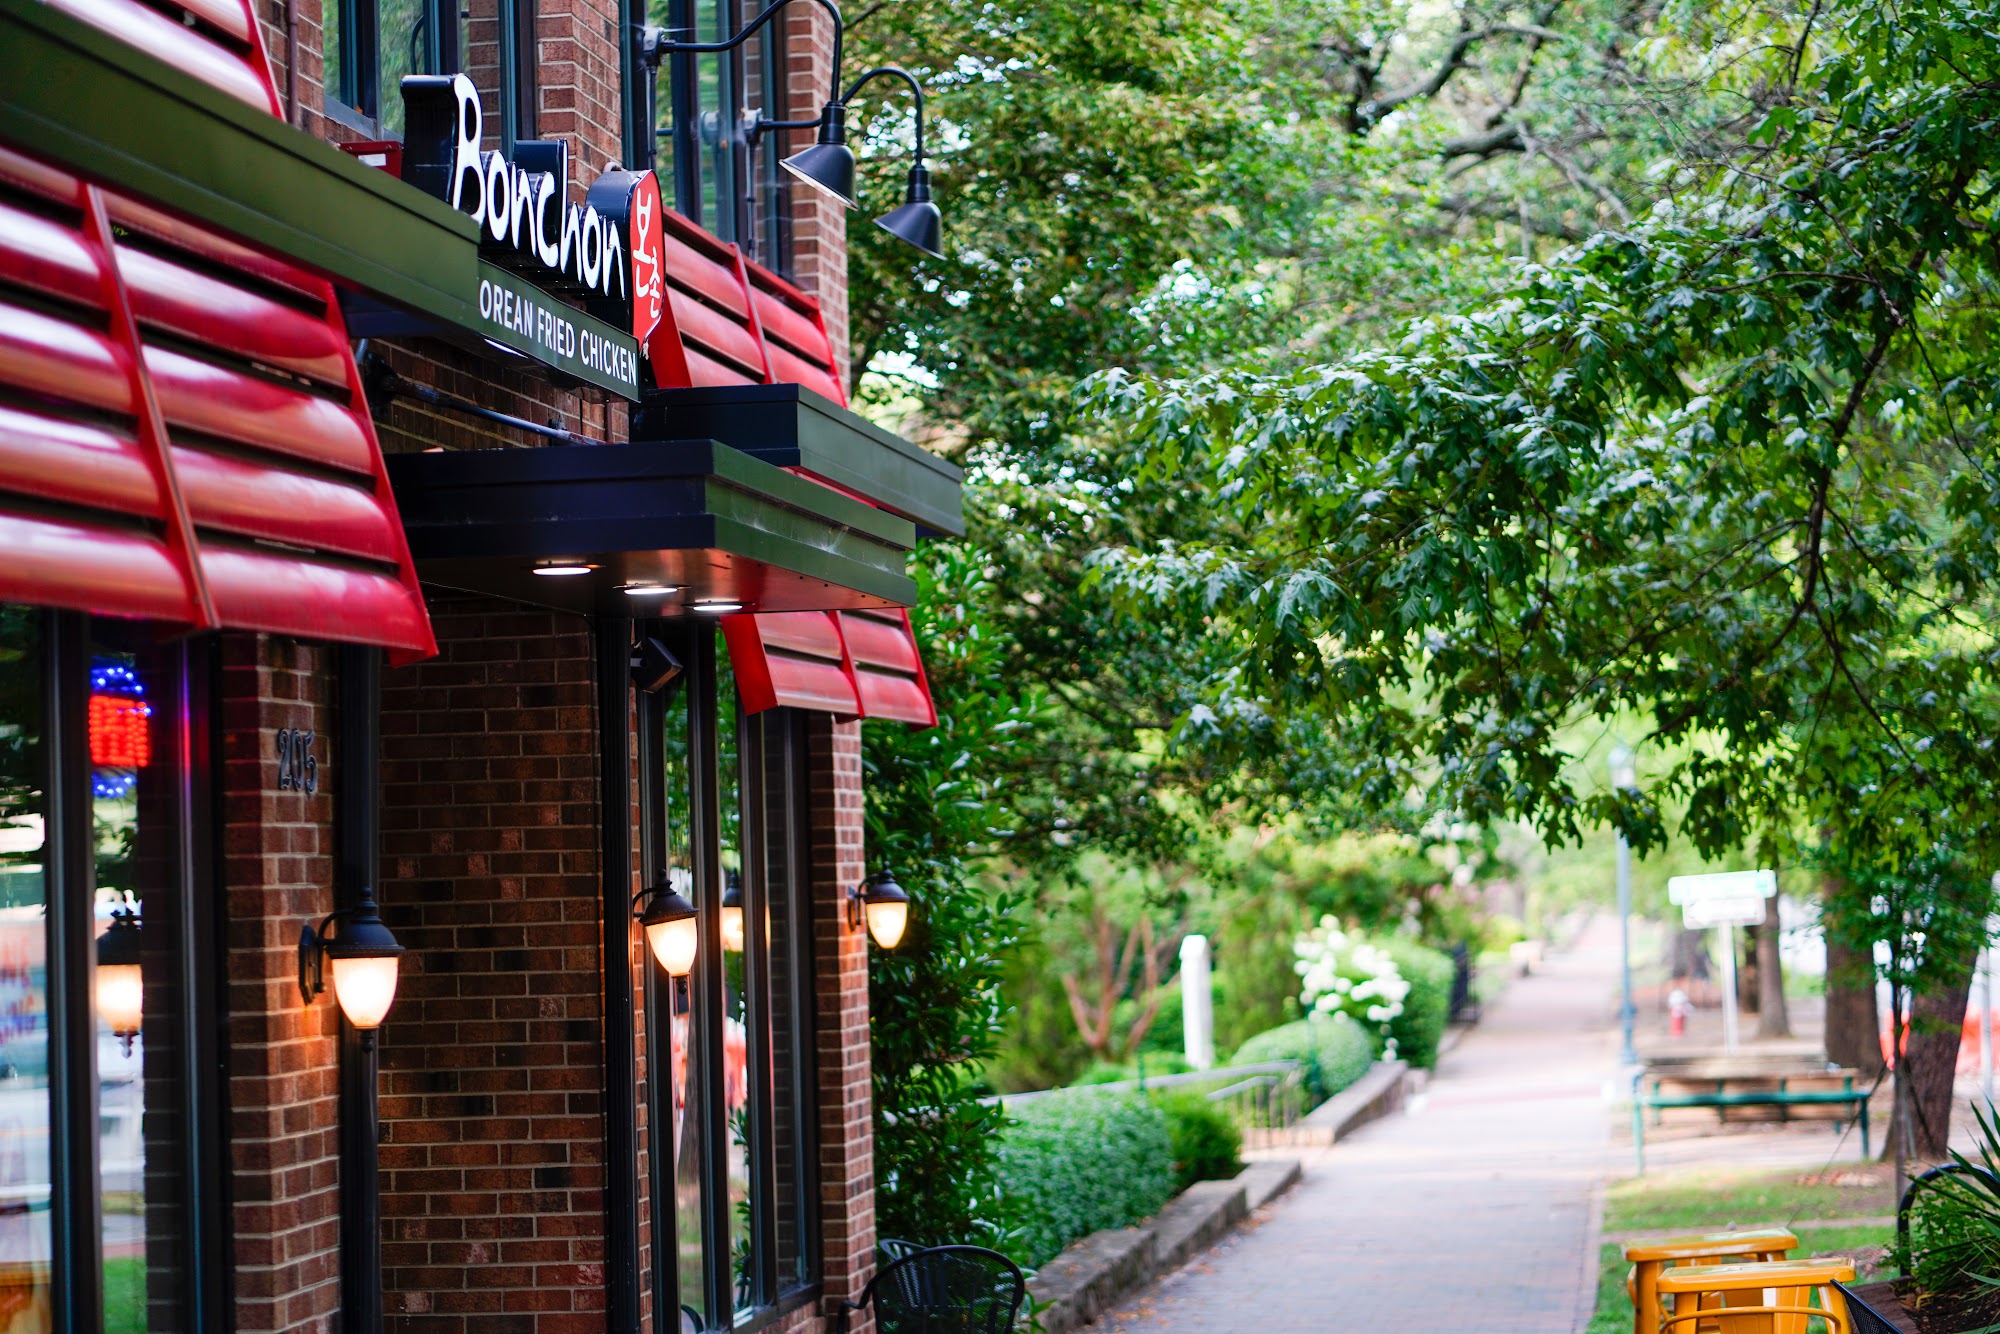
left=1179, top=934, right=1215, bottom=1071
left=1669, top=872, right=1779, bottom=1053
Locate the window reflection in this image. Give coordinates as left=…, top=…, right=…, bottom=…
left=0, top=609, right=50, bottom=1331
left=715, top=662, right=753, bottom=1320
left=91, top=631, right=184, bottom=1332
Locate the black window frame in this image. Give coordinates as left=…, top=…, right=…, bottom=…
left=33, top=609, right=231, bottom=1333
left=323, top=0, right=535, bottom=148
left=639, top=623, right=819, bottom=1333
left=321, top=0, right=461, bottom=137
left=636, top=0, right=794, bottom=274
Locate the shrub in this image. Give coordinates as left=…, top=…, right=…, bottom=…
left=1230, top=1012, right=1374, bottom=1103
left=1293, top=919, right=1412, bottom=1052
left=1378, top=937, right=1453, bottom=1070
left=995, top=1090, right=1175, bottom=1267
left=1153, top=1092, right=1242, bottom=1193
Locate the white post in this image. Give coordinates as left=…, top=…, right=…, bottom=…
left=1180, top=934, right=1215, bottom=1071
left=1982, top=934, right=1994, bottom=1108
left=1720, top=924, right=1740, bottom=1053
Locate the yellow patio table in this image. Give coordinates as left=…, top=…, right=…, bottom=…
left=1655, top=1256, right=1857, bottom=1334
left=1624, top=1228, right=1799, bottom=1334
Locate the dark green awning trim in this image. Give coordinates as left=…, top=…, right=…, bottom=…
left=0, top=0, right=480, bottom=320
left=637, top=383, right=967, bottom=538
left=386, top=439, right=920, bottom=614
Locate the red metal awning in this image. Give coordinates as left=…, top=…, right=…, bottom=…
left=649, top=210, right=848, bottom=406
left=0, top=0, right=434, bottom=660
left=722, top=608, right=936, bottom=727
left=0, top=147, right=437, bottom=661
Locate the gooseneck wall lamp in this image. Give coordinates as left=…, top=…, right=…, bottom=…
left=638, top=0, right=945, bottom=258
left=787, top=66, right=942, bottom=258
left=849, top=870, right=911, bottom=950
left=635, top=870, right=700, bottom=977
left=298, top=887, right=406, bottom=1045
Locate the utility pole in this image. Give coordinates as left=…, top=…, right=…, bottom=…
left=1611, top=744, right=1640, bottom=1068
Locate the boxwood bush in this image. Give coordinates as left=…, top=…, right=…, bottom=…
left=1379, top=937, right=1453, bottom=1070
left=1152, top=1092, right=1242, bottom=1193
left=995, top=1091, right=1175, bottom=1266
left=1230, top=1012, right=1374, bottom=1103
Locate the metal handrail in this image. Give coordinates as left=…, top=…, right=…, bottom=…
left=992, top=1060, right=1300, bottom=1105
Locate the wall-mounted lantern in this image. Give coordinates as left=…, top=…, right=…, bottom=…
left=720, top=869, right=745, bottom=953
left=849, top=869, right=910, bottom=950
left=97, top=900, right=144, bottom=1055
left=298, top=887, right=406, bottom=1036
left=635, top=870, right=699, bottom=977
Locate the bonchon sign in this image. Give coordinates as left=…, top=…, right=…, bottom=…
left=401, top=74, right=666, bottom=349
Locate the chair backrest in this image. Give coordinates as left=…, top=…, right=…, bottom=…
left=858, top=1245, right=1027, bottom=1334
left=880, top=1238, right=928, bottom=1264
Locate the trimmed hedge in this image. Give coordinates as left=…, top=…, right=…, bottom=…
left=1230, top=1012, right=1374, bottom=1102
left=995, top=1091, right=1175, bottom=1266
left=1379, top=937, right=1452, bottom=1070
left=1153, top=1092, right=1242, bottom=1193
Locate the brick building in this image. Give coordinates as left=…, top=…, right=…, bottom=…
left=0, top=0, right=956, bottom=1325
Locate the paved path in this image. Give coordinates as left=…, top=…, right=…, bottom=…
left=1097, top=921, right=1621, bottom=1334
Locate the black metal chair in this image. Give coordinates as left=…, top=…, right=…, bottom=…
left=837, top=1244, right=1027, bottom=1334
left=1835, top=1281, right=1903, bottom=1334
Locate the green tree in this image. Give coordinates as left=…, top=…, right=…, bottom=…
left=1089, top=0, right=2000, bottom=1159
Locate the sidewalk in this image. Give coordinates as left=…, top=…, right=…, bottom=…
left=1094, top=921, right=1623, bottom=1334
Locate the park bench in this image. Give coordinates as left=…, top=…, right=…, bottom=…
left=1631, top=1069, right=1869, bottom=1172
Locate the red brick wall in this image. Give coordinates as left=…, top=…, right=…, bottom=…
left=783, top=0, right=850, bottom=385
left=222, top=636, right=344, bottom=1334
left=376, top=600, right=610, bottom=1333
left=805, top=716, right=873, bottom=1320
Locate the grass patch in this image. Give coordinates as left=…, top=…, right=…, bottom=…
left=105, top=1255, right=144, bottom=1332
left=1605, top=1165, right=1893, bottom=1235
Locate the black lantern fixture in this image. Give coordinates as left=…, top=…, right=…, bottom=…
left=298, top=887, right=406, bottom=1040
left=634, top=871, right=699, bottom=977
left=720, top=869, right=745, bottom=952
left=97, top=900, right=144, bottom=1055
left=638, top=2, right=945, bottom=257
left=848, top=869, right=910, bottom=950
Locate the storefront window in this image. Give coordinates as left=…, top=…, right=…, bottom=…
left=0, top=608, right=52, bottom=1331
left=648, top=0, right=791, bottom=270
left=0, top=608, right=222, bottom=1332
left=89, top=630, right=187, bottom=1331
left=648, top=626, right=817, bottom=1332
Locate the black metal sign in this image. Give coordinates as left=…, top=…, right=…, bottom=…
left=276, top=728, right=318, bottom=795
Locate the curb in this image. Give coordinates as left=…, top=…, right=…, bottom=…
left=1028, top=1160, right=1302, bottom=1334
left=1294, top=1059, right=1409, bottom=1146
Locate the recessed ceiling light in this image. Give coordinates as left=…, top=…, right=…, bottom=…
left=533, top=562, right=597, bottom=577
left=622, top=582, right=682, bottom=597
left=690, top=599, right=744, bottom=614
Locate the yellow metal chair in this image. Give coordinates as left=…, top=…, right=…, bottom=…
left=1623, top=1228, right=1799, bottom=1334
left=1655, top=1257, right=1857, bottom=1334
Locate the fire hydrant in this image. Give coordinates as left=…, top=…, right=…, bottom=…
left=1668, top=987, right=1691, bottom=1039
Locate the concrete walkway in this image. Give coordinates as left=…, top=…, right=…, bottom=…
left=1096, top=921, right=1622, bottom=1334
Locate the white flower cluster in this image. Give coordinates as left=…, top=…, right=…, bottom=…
left=1293, top=916, right=1411, bottom=1050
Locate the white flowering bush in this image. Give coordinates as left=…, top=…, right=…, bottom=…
left=1293, top=917, right=1412, bottom=1057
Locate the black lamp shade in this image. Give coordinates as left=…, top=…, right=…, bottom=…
left=782, top=101, right=857, bottom=207
left=876, top=163, right=942, bottom=258
left=782, top=141, right=857, bottom=207
left=98, top=905, right=143, bottom=969
left=322, top=888, right=405, bottom=962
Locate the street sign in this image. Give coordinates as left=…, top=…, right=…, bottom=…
left=1682, top=895, right=1767, bottom=929
left=1668, top=870, right=1778, bottom=904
